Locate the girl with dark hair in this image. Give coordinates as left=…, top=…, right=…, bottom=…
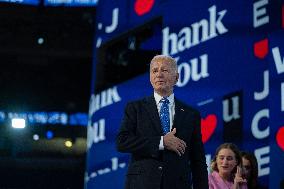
left=241, top=151, right=267, bottom=189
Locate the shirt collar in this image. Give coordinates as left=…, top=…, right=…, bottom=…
left=154, top=92, right=174, bottom=105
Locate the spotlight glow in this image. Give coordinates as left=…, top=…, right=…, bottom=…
left=65, top=140, right=72, bottom=148
left=37, top=37, right=44, bottom=45
left=11, top=118, right=26, bottom=129
left=33, top=134, right=39, bottom=141
left=46, top=130, right=54, bottom=139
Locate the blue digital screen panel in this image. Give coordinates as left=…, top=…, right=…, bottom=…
left=0, top=111, right=88, bottom=126
left=44, top=0, right=98, bottom=6
left=86, top=0, right=284, bottom=189
left=0, top=0, right=40, bottom=5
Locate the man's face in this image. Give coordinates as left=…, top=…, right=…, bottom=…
left=150, top=60, right=179, bottom=96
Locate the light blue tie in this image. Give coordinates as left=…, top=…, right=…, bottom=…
left=160, top=97, right=170, bottom=135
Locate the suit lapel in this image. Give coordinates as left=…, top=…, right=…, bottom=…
left=143, top=96, right=163, bottom=134
left=173, top=99, right=185, bottom=131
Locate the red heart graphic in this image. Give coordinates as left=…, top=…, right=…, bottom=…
left=201, top=114, right=217, bottom=143
left=276, top=126, right=284, bottom=151
left=254, top=38, right=269, bottom=59
left=134, top=0, right=155, bottom=16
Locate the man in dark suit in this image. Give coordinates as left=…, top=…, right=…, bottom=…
left=116, top=55, right=208, bottom=189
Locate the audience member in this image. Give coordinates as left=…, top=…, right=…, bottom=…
left=241, top=151, right=267, bottom=189
left=209, top=143, right=247, bottom=189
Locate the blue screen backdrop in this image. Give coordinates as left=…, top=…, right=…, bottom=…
left=86, top=0, right=284, bottom=188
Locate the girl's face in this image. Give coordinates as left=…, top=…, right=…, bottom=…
left=216, top=148, right=237, bottom=176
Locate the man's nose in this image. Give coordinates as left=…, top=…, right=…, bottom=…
left=157, top=70, right=163, bottom=77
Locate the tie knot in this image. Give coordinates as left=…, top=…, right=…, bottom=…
left=160, top=97, right=169, bottom=104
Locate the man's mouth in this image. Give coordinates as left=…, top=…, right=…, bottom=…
left=156, top=81, right=164, bottom=84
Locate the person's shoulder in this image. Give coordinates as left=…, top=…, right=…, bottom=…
left=126, top=96, right=153, bottom=106
left=208, top=171, right=219, bottom=184
left=208, top=172, right=214, bottom=179
left=175, top=98, right=200, bottom=115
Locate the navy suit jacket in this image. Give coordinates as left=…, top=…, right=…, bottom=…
left=116, top=95, right=208, bottom=189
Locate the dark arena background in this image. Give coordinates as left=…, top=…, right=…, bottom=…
left=0, top=0, right=283, bottom=188
left=0, top=0, right=95, bottom=188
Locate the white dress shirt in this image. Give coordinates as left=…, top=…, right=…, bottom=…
left=153, top=92, right=175, bottom=150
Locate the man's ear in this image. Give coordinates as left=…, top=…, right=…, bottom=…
left=176, top=73, right=179, bottom=82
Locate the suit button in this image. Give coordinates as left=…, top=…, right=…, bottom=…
left=158, top=166, right=163, bottom=170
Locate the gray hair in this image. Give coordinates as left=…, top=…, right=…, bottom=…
left=150, top=55, right=178, bottom=73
